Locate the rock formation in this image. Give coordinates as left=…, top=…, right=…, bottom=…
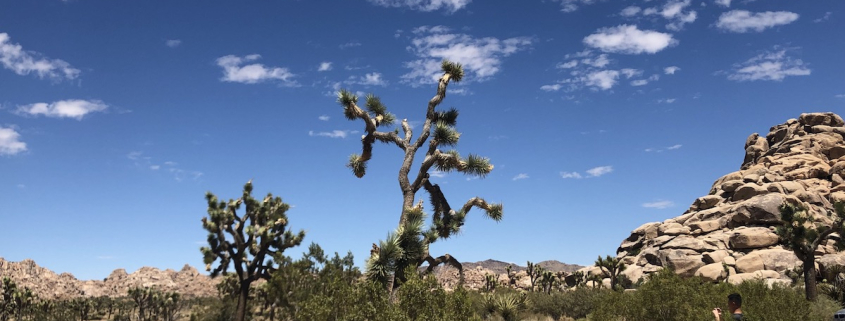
left=0, top=258, right=218, bottom=299
left=611, top=112, right=845, bottom=286
left=428, top=259, right=583, bottom=291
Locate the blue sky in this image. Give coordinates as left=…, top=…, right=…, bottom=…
left=1, top=0, right=843, bottom=280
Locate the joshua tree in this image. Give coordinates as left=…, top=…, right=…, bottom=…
left=0, top=278, right=16, bottom=321
left=595, top=255, right=627, bottom=291
left=336, top=60, right=503, bottom=290
left=776, top=202, right=845, bottom=301
left=484, top=273, right=499, bottom=292
left=505, top=265, right=517, bottom=288
left=200, top=181, right=306, bottom=321
left=539, top=271, right=556, bottom=294
left=526, top=261, right=543, bottom=292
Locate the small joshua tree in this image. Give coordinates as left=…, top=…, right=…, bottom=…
left=526, top=261, right=543, bottom=292
left=595, top=255, right=626, bottom=291
left=776, top=202, right=845, bottom=301
left=337, top=60, right=503, bottom=290
left=200, top=181, right=305, bottom=321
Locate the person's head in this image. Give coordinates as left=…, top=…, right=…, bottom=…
left=727, top=293, right=742, bottom=310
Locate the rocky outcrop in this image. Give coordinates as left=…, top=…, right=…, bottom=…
left=613, top=112, right=845, bottom=285
left=0, top=258, right=218, bottom=299
left=428, top=260, right=583, bottom=291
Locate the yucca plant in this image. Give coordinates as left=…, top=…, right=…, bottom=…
left=483, top=292, right=528, bottom=321
left=595, top=255, right=627, bottom=291
left=775, top=201, right=845, bottom=300
left=199, top=181, right=305, bottom=321
left=337, top=59, right=503, bottom=291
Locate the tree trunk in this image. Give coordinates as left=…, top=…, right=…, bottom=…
left=235, top=281, right=251, bottom=321
left=804, top=256, right=818, bottom=301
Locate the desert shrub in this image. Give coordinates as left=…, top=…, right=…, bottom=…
left=590, top=268, right=836, bottom=321
left=396, top=269, right=480, bottom=321
left=528, top=287, right=608, bottom=320
left=809, top=295, right=842, bottom=320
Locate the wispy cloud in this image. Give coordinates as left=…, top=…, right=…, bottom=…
left=551, top=0, right=600, bottom=13
left=814, top=12, right=832, bottom=23
left=727, top=47, right=810, bottom=82
left=0, top=126, right=27, bottom=156
left=642, top=200, right=674, bottom=209
left=15, top=99, right=108, bottom=120
left=318, top=62, right=333, bottom=72
left=318, top=115, right=330, bottom=121
left=714, top=0, right=731, bottom=8
left=657, top=98, right=676, bottom=104
left=664, top=66, right=680, bottom=75
left=165, top=39, right=181, bottom=48
left=127, top=151, right=202, bottom=182
left=512, top=173, right=529, bottom=181
left=430, top=170, right=447, bottom=178
left=716, top=10, right=799, bottom=33
left=346, top=72, right=388, bottom=86
left=543, top=51, right=657, bottom=92
left=216, top=54, right=298, bottom=86
left=366, top=0, right=471, bottom=13
left=645, top=144, right=682, bottom=152
left=583, top=25, right=677, bottom=54
left=339, top=42, right=362, bottom=49
left=401, top=26, right=532, bottom=86
left=308, top=130, right=358, bottom=139
left=0, top=32, right=80, bottom=80
left=560, top=165, right=613, bottom=179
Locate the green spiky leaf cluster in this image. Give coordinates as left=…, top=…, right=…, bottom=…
left=365, top=207, right=428, bottom=287
left=434, top=150, right=494, bottom=178
left=441, top=60, right=464, bottom=83
left=200, top=181, right=305, bottom=279
left=775, top=202, right=845, bottom=259
left=346, top=154, right=367, bottom=178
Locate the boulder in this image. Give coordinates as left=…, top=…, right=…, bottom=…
left=729, top=227, right=780, bottom=249
left=703, top=250, right=729, bottom=264
left=659, top=250, right=705, bottom=277
left=695, top=263, right=728, bottom=282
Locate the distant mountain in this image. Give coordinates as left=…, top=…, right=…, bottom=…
left=460, top=259, right=583, bottom=275
left=0, top=257, right=217, bottom=299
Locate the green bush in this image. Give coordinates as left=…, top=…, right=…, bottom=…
left=590, top=268, right=838, bottom=321
left=528, top=287, right=608, bottom=320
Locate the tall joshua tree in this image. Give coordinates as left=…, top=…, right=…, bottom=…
left=595, top=255, right=626, bottom=291
left=776, top=202, right=845, bottom=301
left=200, top=181, right=306, bottom=321
left=337, top=60, right=503, bottom=290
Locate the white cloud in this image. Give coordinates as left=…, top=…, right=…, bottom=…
left=631, top=79, right=649, bottom=86
left=560, top=171, right=583, bottom=179
left=585, top=70, right=619, bottom=90
left=402, top=26, right=532, bottom=85
left=642, top=200, right=674, bottom=209
left=714, top=0, right=731, bottom=7
left=586, top=166, right=613, bottom=177
left=727, top=48, right=810, bottom=82
left=0, top=126, right=27, bottom=156
left=0, top=32, right=80, bottom=80
left=581, top=54, right=611, bottom=68
left=15, top=99, right=108, bottom=120
left=658, top=98, right=676, bottom=103
left=512, top=173, right=529, bottom=181
left=620, top=6, right=641, bottom=17
left=318, top=62, right=333, bottom=72
left=165, top=39, right=181, bottom=48
left=557, top=60, right=578, bottom=69
left=366, top=0, right=471, bottom=13
left=430, top=170, right=447, bottom=178
left=836, top=94, right=845, bottom=99
left=339, top=42, right=362, bottom=49
left=667, top=144, right=682, bottom=150
left=664, top=66, right=680, bottom=74
left=814, top=12, right=832, bottom=23
left=716, top=10, right=799, bottom=33
left=318, top=115, right=330, bottom=121
left=347, top=72, right=388, bottom=86
left=551, top=0, right=600, bottom=13
left=216, top=54, right=298, bottom=86
left=308, top=130, right=357, bottom=139
left=540, top=84, right=563, bottom=92
left=620, top=68, right=642, bottom=79
left=583, top=25, right=676, bottom=54
left=150, top=165, right=160, bottom=170
left=658, top=0, right=698, bottom=31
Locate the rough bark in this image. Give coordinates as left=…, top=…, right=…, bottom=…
left=803, top=256, right=818, bottom=301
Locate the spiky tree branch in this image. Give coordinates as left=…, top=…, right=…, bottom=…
left=199, top=181, right=305, bottom=321
left=338, top=60, right=503, bottom=291
left=776, top=201, right=845, bottom=301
